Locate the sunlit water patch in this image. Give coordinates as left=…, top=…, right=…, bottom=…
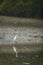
left=0, top=27, right=43, bottom=44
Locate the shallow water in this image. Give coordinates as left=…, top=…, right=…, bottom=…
left=0, top=52, right=43, bottom=65
left=0, top=27, right=43, bottom=44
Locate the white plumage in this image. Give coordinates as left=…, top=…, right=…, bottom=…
left=13, top=47, right=18, bottom=57
left=14, top=34, right=18, bottom=41
left=13, top=47, right=17, bottom=52
left=14, top=31, right=18, bottom=41
left=13, top=31, right=18, bottom=57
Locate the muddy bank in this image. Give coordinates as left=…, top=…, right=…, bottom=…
left=0, top=16, right=43, bottom=27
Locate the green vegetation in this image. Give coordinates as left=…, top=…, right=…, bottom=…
left=0, top=51, right=43, bottom=65
left=0, top=0, right=43, bottom=18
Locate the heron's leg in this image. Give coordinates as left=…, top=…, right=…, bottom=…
left=16, top=52, right=18, bottom=57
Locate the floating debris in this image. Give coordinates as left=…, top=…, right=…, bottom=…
left=32, top=57, right=35, bottom=59
left=20, top=56, right=23, bottom=58
left=35, top=55, right=39, bottom=58
left=23, top=62, right=30, bottom=64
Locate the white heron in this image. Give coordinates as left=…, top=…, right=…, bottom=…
left=13, top=31, right=18, bottom=57
left=13, top=46, right=18, bottom=57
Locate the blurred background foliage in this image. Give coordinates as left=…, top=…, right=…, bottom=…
left=0, top=0, right=43, bottom=19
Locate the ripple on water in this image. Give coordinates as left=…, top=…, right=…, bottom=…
left=23, top=62, right=30, bottom=65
